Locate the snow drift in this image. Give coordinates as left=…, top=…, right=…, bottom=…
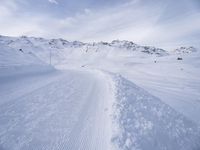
left=111, top=74, right=200, bottom=150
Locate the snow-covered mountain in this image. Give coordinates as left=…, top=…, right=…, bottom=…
left=1, top=35, right=198, bottom=69
left=0, top=36, right=54, bottom=80
left=0, top=35, right=200, bottom=150
left=173, top=46, right=197, bottom=54
left=0, top=35, right=170, bottom=67
left=0, top=35, right=168, bottom=56
left=0, top=44, right=42, bottom=67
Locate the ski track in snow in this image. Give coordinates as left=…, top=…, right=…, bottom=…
left=0, top=70, right=113, bottom=150
left=0, top=69, right=200, bottom=150
left=1, top=35, right=200, bottom=150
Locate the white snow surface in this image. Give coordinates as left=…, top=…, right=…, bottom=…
left=0, top=69, right=114, bottom=150
left=112, top=74, right=200, bottom=150
left=0, top=35, right=200, bottom=150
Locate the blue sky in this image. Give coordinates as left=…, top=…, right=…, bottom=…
left=0, top=0, right=200, bottom=49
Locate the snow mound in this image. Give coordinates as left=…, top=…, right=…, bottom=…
left=111, top=75, right=200, bottom=150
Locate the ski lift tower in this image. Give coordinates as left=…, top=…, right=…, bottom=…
left=49, top=48, right=52, bottom=65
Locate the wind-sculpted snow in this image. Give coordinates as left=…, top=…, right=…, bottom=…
left=111, top=75, right=200, bottom=150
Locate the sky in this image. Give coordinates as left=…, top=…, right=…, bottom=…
left=0, top=0, right=200, bottom=50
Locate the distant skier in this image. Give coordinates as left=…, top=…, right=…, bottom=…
left=177, top=57, right=183, bottom=60
left=19, top=49, right=23, bottom=53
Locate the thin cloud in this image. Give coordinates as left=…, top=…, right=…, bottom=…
left=0, top=0, right=199, bottom=50
left=48, top=0, right=58, bottom=5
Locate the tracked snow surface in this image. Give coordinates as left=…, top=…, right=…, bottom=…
left=0, top=35, right=200, bottom=150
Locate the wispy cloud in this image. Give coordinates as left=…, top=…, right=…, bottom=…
left=48, top=0, right=58, bottom=5
left=0, top=0, right=199, bottom=49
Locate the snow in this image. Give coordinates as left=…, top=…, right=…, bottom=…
left=0, top=35, right=200, bottom=150
left=0, top=70, right=114, bottom=150
left=0, top=44, right=44, bottom=67
left=172, top=46, right=197, bottom=54
left=0, top=35, right=169, bottom=69
left=111, top=74, right=200, bottom=150
left=113, top=52, right=200, bottom=125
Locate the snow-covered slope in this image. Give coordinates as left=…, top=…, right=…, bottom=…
left=0, top=70, right=114, bottom=150
left=173, top=46, right=197, bottom=54
left=0, top=40, right=54, bottom=80
left=112, top=74, right=200, bottom=150
left=0, top=68, right=199, bottom=150
left=0, top=35, right=199, bottom=150
left=0, top=44, right=43, bottom=67
left=0, top=35, right=169, bottom=69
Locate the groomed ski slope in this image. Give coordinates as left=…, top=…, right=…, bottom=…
left=0, top=68, right=200, bottom=150
left=0, top=69, right=114, bottom=150
left=0, top=37, right=200, bottom=149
